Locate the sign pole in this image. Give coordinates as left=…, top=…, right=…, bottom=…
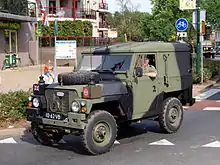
left=196, top=0, right=201, bottom=73
left=200, top=36, right=204, bottom=83
left=54, top=18, right=58, bottom=83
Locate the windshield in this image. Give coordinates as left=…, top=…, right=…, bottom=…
left=78, top=55, right=132, bottom=71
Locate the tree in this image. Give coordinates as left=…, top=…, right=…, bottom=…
left=201, top=0, right=220, bottom=30
left=106, top=0, right=145, bottom=42
left=150, top=0, right=194, bottom=42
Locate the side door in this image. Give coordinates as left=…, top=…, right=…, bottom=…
left=132, top=53, right=160, bottom=119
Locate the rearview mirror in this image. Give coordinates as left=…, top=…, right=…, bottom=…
left=135, top=67, right=143, bottom=77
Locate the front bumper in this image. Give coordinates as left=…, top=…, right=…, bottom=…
left=26, top=107, right=86, bottom=130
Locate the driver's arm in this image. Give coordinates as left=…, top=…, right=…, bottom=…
left=144, top=66, right=157, bottom=77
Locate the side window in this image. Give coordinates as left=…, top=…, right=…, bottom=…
left=135, top=55, right=143, bottom=68
left=144, top=54, right=156, bottom=68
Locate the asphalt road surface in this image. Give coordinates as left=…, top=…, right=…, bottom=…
left=1, top=109, right=220, bottom=165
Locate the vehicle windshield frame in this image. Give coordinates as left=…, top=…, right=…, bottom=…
left=77, top=54, right=132, bottom=72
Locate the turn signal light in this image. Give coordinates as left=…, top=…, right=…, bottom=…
left=83, top=87, right=90, bottom=98
left=28, top=102, right=32, bottom=107
left=80, top=107, right=86, bottom=113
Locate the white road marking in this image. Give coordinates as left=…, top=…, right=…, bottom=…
left=114, top=140, right=120, bottom=145
left=202, top=141, right=220, bottom=148
left=194, top=96, right=201, bottom=99
left=59, top=139, right=66, bottom=144
left=199, top=93, right=206, bottom=97
left=149, top=139, right=174, bottom=146
left=216, top=100, right=220, bottom=102
left=203, top=107, right=220, bottom=111
left=0, top=137, right=17, bottom=143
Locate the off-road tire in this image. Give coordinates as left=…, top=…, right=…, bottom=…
left=31, top=123, right=64, bottom=146
left=58, top=71, right=100, bottom=85
left=158, top=97, right=183, bottom=134
left=82, top=110, right=117, bottom=155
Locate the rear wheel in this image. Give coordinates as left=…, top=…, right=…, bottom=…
left=158, top=97, right=183, bottom=134
left=82, top=110, right=117, bottom=155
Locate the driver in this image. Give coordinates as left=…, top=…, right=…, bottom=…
left=143, top=56, right=157, bottom=77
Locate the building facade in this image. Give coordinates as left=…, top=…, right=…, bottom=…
left=36, top=0, right=110, bottom=38
left=0, top=1, right=38, bottom=67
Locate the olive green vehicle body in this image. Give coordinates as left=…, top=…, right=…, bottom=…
left=26, top=42, right=195, bottom=132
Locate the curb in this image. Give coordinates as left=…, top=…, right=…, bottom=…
left=0, top=126, right=31, bottom=137
left=199, top=78, right=220, bottom=93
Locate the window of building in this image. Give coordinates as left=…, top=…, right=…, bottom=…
left=4, top=30, right=17, bottom=54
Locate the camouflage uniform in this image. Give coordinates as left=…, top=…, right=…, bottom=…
left=143, top=65, right=157, bottom=76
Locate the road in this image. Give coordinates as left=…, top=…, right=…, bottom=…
left=1, top=109, right=220, bottom=165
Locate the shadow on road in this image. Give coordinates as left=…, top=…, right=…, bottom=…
left=20, top=119, right=162, bottom=155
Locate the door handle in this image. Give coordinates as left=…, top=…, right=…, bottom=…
left=153, top=85, right=156, bottom=92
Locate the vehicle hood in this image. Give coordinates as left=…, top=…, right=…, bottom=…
left=46, top=81, right=128, bottom=97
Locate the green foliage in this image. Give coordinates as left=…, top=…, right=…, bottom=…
left=38, top=20, right=92, bottom=37
left=201, top=0, right=220, bottom=30
left=192, top=66, right=212, bottom=84
left=192, top=59, right=220, bottom=84
left=0, top=90, right=32, bottom=122
left=38, top=20, right=93, bottom=47
left=106, top=0, right=196, bottom=42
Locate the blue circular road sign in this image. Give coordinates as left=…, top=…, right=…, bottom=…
left=175, top=18, right=188, bottom=31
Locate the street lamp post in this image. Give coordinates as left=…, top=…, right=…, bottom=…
left=196, top=0, right=201, bottom=73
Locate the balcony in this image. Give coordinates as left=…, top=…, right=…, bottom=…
left=99, top=3, right=108, bottom=11
left=0, top=1, right=36, bottom=18
left=99, top=22, right=109, bottom=29
left=76, top=8, right=96, bottom=19
left=37, top=7, right=96, bottom=20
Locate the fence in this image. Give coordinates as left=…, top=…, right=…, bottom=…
left=38, top=36, right=120, bottom=67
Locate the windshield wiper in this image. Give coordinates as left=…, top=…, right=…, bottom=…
left=92, top=69, right=115, bottom=74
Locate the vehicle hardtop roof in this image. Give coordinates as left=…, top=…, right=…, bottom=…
left=82, top=41, right=192, bottom=55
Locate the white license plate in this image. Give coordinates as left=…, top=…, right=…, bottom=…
left=44, top=112, right=62, bottom=120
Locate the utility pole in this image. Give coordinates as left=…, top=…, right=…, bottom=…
left=196, top=0, right=201, bottom=73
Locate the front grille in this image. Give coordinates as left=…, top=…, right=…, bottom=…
left=45, top=89, right=77, bottom=113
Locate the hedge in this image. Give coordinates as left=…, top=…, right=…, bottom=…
left=192, top=58, right=220, bottom=84
left=38, top=20, right=93, bottom=47
left=0, top=90, right=31, bottom=123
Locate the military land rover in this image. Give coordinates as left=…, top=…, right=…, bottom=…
left=26, top=41, right=195, bottom=155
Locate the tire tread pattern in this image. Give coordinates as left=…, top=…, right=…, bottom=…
left=81, top=110, right=117, bottom=155
left=158, top=97, right=183, bottom=134
left=58, top=71, right=100, bottom=85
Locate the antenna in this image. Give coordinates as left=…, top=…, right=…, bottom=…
left=90, top=37, right=93, bottom=71
left=38, top=23, right=45, bottom=84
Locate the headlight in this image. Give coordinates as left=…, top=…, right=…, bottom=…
left=33, top=98, right=40, bottom=107
left=71, top=101, right=80, bottom=112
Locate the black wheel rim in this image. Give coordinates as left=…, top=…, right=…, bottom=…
left=168, top=106, right=181, bottom=127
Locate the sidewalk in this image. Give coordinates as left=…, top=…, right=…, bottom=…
left=0, top=65, right=73, bottom=93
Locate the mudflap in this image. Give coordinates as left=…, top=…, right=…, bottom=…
left=189, top=98, right=196, bottom=106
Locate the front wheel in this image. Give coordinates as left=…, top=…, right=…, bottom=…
left=31, top=122, right=64, bottom=146
left=158, top=97, right=183, bottom=134
left=82, top=110, right=117, bottom=155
